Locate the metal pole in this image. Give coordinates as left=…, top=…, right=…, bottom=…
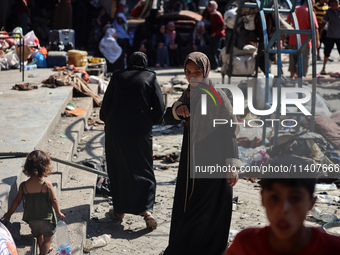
left=0, top=152, right=108, bottom=177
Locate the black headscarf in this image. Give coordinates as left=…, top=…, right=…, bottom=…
left=127, top=51, right=148, bottom=69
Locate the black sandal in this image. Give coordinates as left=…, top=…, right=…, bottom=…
left=144, top=215, right=157, bottom=230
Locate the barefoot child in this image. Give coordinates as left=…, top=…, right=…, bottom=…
left=225, top=156, right=340, bottom=255
left=1, top=150, right=65, bottom=255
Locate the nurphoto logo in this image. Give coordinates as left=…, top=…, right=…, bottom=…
left=199, top=82, right=312, bottom=128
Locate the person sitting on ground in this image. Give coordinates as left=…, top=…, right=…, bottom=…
left=99, top=28, right=125, bottom=73
left=1, top=150, right=65, bottom=255
left=152, top=24, right=170, bottom=67
left=192, top=21, right=210, bottom=56
left=225, top=156, right=340, bottom=255
left=167, top=21, right=181, bottom=67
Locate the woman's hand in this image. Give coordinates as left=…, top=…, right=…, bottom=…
left=176, top=105, right=190, bottom=118
left=227, top=170, right=238, bottom=187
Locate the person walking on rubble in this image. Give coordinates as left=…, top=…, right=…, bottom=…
left=163, top=52, right=241, bottom=254
left=99, top=51, right=165, bottom=229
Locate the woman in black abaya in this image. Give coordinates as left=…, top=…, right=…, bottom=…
left=163, top=52, right=241, bottom=254
left=100, top=52, right=164, bottom=229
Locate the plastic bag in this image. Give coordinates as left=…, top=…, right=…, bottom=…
left=38, top=46, right=48, bottom=58
left=224, top=7, right=239, bottom=29
left=4, top=51, right=20, bottom=69
left=0, top=40, right=10, bottom=51
left=12, top=27, right=23, bottom=37
left=24, top=30, right=40, bottom=47
left=31, top=52, right=47, bottom=68
left=0, top=57, right=9, bottom=70
left=84, top=234, right=111, bottom=252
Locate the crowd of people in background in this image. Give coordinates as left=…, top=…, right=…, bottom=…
left=92, top=0, right=227, bottom=72
left=1, top=0, right=228, bottom=72
left=1, top=0, right=339, bottom=74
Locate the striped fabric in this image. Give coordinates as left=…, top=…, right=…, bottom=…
left=313, top=2, right=329, bottom=25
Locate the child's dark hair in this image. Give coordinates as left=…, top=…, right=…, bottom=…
left=23, top=150, right=52, bottom=178
left=259, top=155, right=317, bottom=198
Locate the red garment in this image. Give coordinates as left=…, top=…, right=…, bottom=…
left=225, top=227, right=340, bottom=255
left=210, top=12, right=225, bottom=38
left=287, top=5, right=318, bottom=47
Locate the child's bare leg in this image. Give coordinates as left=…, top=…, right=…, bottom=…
left=37, top=234, right=44, bottom=251
left=39, top=235, right=53, bottom=255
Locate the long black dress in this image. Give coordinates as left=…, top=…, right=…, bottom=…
left=163, top=90, right=239, bottom=255
left=100, top=67, right=164, bottom=214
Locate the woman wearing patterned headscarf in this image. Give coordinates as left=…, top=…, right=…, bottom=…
left=100, top=52, right=165, bottom=229
left=163, top=52, right=240, bottom=254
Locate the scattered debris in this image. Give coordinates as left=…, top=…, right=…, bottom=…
left=315, top=183, right=338, bottom=191
left=159, top=166, right=170, bottom=170
left=84, top=234, right=111, bottom=252
left=165, top=152, right=179, bottom=163
left=66, top=103, right=75, bottom=111
left=65, top=107, right=86, bottom=116
left=12, top=83, right=38, bottom=90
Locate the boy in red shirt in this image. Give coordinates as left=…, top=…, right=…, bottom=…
left=225, top=156, right=340, bottom=255
left=286, top=0, right=320, bottom=78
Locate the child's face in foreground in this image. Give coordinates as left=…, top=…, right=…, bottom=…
left=261, top=183, right=316, bottom=241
